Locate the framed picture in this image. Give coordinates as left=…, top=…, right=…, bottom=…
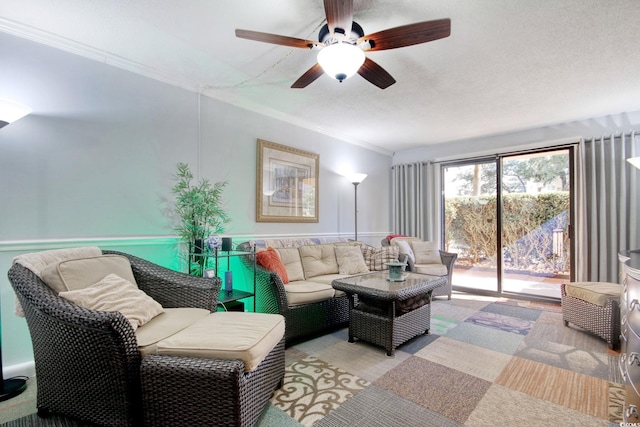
left=256, top=139, right=319, bottom=222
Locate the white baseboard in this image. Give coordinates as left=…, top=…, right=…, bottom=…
left=4, top=361, right=35, bottom=379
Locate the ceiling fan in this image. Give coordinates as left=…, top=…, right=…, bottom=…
left=235, top=0, right=451, bottom=89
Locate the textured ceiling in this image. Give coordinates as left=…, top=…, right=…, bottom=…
left=1, top=0, right=640, bottom=154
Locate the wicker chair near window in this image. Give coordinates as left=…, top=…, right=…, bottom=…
left=8, top=250, right=284, bottom=427
left=381, top=237, right=457, bottom=300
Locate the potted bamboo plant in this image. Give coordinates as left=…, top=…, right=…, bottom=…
left=171, top=162, right=230, bottom=276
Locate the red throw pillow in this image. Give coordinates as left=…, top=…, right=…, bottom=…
left=387, top=234, right=407, bottom=241
left=256, top=247, right=289, bottom=284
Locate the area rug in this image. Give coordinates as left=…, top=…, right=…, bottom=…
left=261, top=294, right=622, bottom=426
left=0, top=294, right=623, bottom=426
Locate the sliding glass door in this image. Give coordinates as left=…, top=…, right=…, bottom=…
left=443, top=160, right=499, bottom=293
left=442, top=148, right=573, bottom=299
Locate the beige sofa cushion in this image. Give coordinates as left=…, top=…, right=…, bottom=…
left=299, top=244, right=339, bottom=278
left=564, top=282, right=620, bottom=306
left=414, top=264, right=448, bottom=276
left=410, top=241, right=442, bottom=265
left=276, top=247, right=305, bottom=281
left=285, top=281, right=336, bottom=305
left=156, top=312, right=285, bottom=372
left=137, top=307, right=210, bottom=356
left=335, top=246, right=370, bottom=275
left=59, top=273, right=163, bottom=331
left=41, top=254, right=137, bottom=293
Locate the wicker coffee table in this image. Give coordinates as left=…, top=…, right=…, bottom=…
left=332, top=271, right=447, bottom=356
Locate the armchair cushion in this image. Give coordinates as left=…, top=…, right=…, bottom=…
left=414, top=264, right=448, bottom=276
left=41, top=254, right=137, bottom=293
left=157, top=312, right=285, bottom=372
left=137, top=307, right=212, bottom=356
left=410, top=241, right=442, bottom=265
left=59, top=273, right=163, bottom=331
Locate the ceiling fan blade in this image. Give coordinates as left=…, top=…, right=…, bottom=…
left=358, top=18, right=451, bottom=51
left=235, top=29, right=322, bottom=49
left=291, top=63, right=325, bottom=88
left=358, top=57, right=396, bottom=89
left=323, top=0, right=353, bottom=35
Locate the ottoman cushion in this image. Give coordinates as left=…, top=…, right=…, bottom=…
left=137, top=307, right=211, bottom=356
left=156, top=312, right=285, bottom=372
left=564, top=282, right=620, bottom=306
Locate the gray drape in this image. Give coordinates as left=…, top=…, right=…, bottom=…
left=390, top=162, right=440, bottom=242
left=575, top=132, right=640, bottom=282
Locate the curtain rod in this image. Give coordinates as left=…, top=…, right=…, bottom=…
left=432, top=143, right=579, bottom=166
left=392, top=131, right=639, bottom=168
left=586, top=130, right=639, bottom=141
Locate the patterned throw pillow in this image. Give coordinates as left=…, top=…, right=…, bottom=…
left=256, top=248, right=289, bottom=284
left=361, top=245, right=400, bottom=271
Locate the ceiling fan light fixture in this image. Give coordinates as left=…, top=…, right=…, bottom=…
left=317, top=42, right=365, bottom=82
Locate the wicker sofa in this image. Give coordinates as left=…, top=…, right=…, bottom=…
left=8, top=249, right=284, bottom=427
left=237, top=238, right=406, bottom=345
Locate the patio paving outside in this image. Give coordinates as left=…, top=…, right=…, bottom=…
left=452, top=266, right=566, bottom=300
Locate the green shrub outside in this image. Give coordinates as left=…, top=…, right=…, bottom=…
left=445, top=192, right=569, bottom=275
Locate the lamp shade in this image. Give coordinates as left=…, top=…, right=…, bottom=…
left=317, top=43, right=365, bottom=82
left=345, top=172, right=367, bottom=184
left=628, top=157, right=640, bottom=170
left=0, top=100, right=31, bottom=129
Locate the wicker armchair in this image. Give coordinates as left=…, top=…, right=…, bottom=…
left=381, top=237, right=457, bottom=299
left=8, top=250, right=284, bottom=427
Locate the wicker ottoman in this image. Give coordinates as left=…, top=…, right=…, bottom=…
left=561, top=282, right=621, bottom=349
left=141, top=312, right=285, bottom=426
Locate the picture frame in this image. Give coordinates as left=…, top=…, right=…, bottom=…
left=256, top=139, right=319, bottom=222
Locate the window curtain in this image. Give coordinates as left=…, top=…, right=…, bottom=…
left=390, top=162, right=440, bottom=241
left=575, top=132, right=640, bottom=282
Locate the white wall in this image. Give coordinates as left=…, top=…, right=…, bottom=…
left=0, top=32, right=392, bottom=374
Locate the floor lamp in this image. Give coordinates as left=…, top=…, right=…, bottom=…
left=0, top=99, right=31, bottom=400
left=346, top=173, right=367, bottom=240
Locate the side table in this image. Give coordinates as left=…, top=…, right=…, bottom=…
left=218, top=289, right=254, bottom=312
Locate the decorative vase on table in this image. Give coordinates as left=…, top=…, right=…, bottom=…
left=206, top=235, right=222, bottom=252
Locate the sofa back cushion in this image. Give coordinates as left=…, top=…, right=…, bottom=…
left=41, top=254, right=137, bottom=293
left=298, top=244, right=339, bottom=278
left=410, top=241, right=442, bottom=264
left=335, top=246, right=370, bottom=275
left=361, top=246, right=400, bottom=271
left=256, top=248, right=289, bottom=284
left=275, top=248, right=305, bottom=282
